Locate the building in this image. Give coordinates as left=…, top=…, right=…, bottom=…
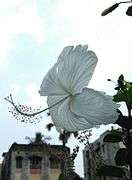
left=83, top=129, right=128, bottom=180
left=1, top=142, right=70, bottom=180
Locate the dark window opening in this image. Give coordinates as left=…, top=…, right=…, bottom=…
left=50, top=156, right=60, bottom=169
left=86, top=151, right=89, bottom=158
left=29, top=156, right=42, bottom=169
left=16, top=156, right=23, bottom=168
left=102, top=145, right=105, bottom=153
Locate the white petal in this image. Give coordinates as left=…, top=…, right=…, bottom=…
left=71, top=88, right=119, bottom=126
left=39, top=65, right=68, bottom=96
left=82, top=45, right=88, bottom=51
left=58, top=97, right=93, bottom=131
left=47, top=88, right=119, bottom=132
left=58, top=46, right=74, bottom=63
left=57, top=45, right=98, bottom=95
left=47, top=95, right=68, bottom=131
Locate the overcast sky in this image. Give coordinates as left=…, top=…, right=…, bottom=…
left=0, top=0, right=132, bottom=177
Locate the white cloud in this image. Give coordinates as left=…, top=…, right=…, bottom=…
left=0, top=0, right=25, bottom=9
left=10, top=1, right=45, bottom=43
left=0, top=36, right=14, bottom=66
left=0, top=0, right=46, bottom=65
left=10, top=83, right=21, bottom=95
left=24, top=83, right=47, bottom=107
left=9, top=81, right=47, bottom=108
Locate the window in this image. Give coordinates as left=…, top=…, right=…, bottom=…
left=102, top=144, right=105, bottom=153
left=29, top=156, right=42, bottom=169
left=16, top=156, right=23, bottom=168
left=86, top=150, right=89, bottom=158
left=50, top=156, right=60, bottom=169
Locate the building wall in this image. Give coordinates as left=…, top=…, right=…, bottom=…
left=50, top=169, right=61, bottom=180
left=1, top=143, right=70, bottom=180
left=15, top=170, right=42, bottom=180
left=9, top=150, right=61, bottom=180
left=83, top=130, right=125, bottom=180
left=15, top=172, right=21, bottom=180
left=29, top=174, right=41, bottom=180
left=15, top=169, right=61, bottom=180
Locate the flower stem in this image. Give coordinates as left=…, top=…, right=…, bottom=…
left=5, top=94, right=69, bottom=117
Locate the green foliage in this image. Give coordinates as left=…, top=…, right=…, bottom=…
left=113, top=74, right=132, bottom=104
left=127, top=86, right=132, bottom=100
left=35, top=132, right=43, bottom=143
left=63, top=146, right=79, bottom=180
left=57, top=146, right=79, bottom=180
left=103, top=133, right=122, bottom=143
left=111, top=75, right=132, bottom=178
left=46, top=123, right=78, bottom=147
left=58, top=173, right=65, bottom=180
left=96, top=165, right=125, bottom=178
left=113, top=90, right=128, bottom=102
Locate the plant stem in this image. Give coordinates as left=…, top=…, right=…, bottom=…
left=126, top=102, right=132, bottom=179
left=119, top=1, right=132, bottom=5
left=5, top=94, right=70, bottom=117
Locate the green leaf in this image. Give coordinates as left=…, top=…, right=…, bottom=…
left=117, top=74, right=125, bottom=89
left=113, top=90, right=127, bottom=102
left=58, top=173, right=65, bottom=180
left=118, top=74, right=124, bottom=81
left=103, top=131, right=122, bottom=143
left=127, top=86, right=132, bottom=101
left=126, top=82, right=132, bottom=89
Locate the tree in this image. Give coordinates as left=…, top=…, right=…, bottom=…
left=46, top=123, right=78, bottom=147
left=25, top=132, right=51, bottom=144
left=46, top=122, right=79, bottom=179
left=100, top=75, right=132, bottom=180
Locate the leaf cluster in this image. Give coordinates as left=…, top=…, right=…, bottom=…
left=58, top=146, right=79, bottom=180
left=113, top=75, right=132, bottom=106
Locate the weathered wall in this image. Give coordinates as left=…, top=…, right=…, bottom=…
left=50, top=169, right=61, bottom=180
left=29, top=174, right=41, bottom=180
left=15, top=169, right=60, bottom=180
left=15, top=172, right=21, bottom=180
left=10, top=151, right=61, bottom=180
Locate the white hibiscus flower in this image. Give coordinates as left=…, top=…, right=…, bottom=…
left=39, top=45, right=119, bottom=132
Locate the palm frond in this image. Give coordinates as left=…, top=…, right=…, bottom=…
left=46, top=123, right=54, bottom=131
